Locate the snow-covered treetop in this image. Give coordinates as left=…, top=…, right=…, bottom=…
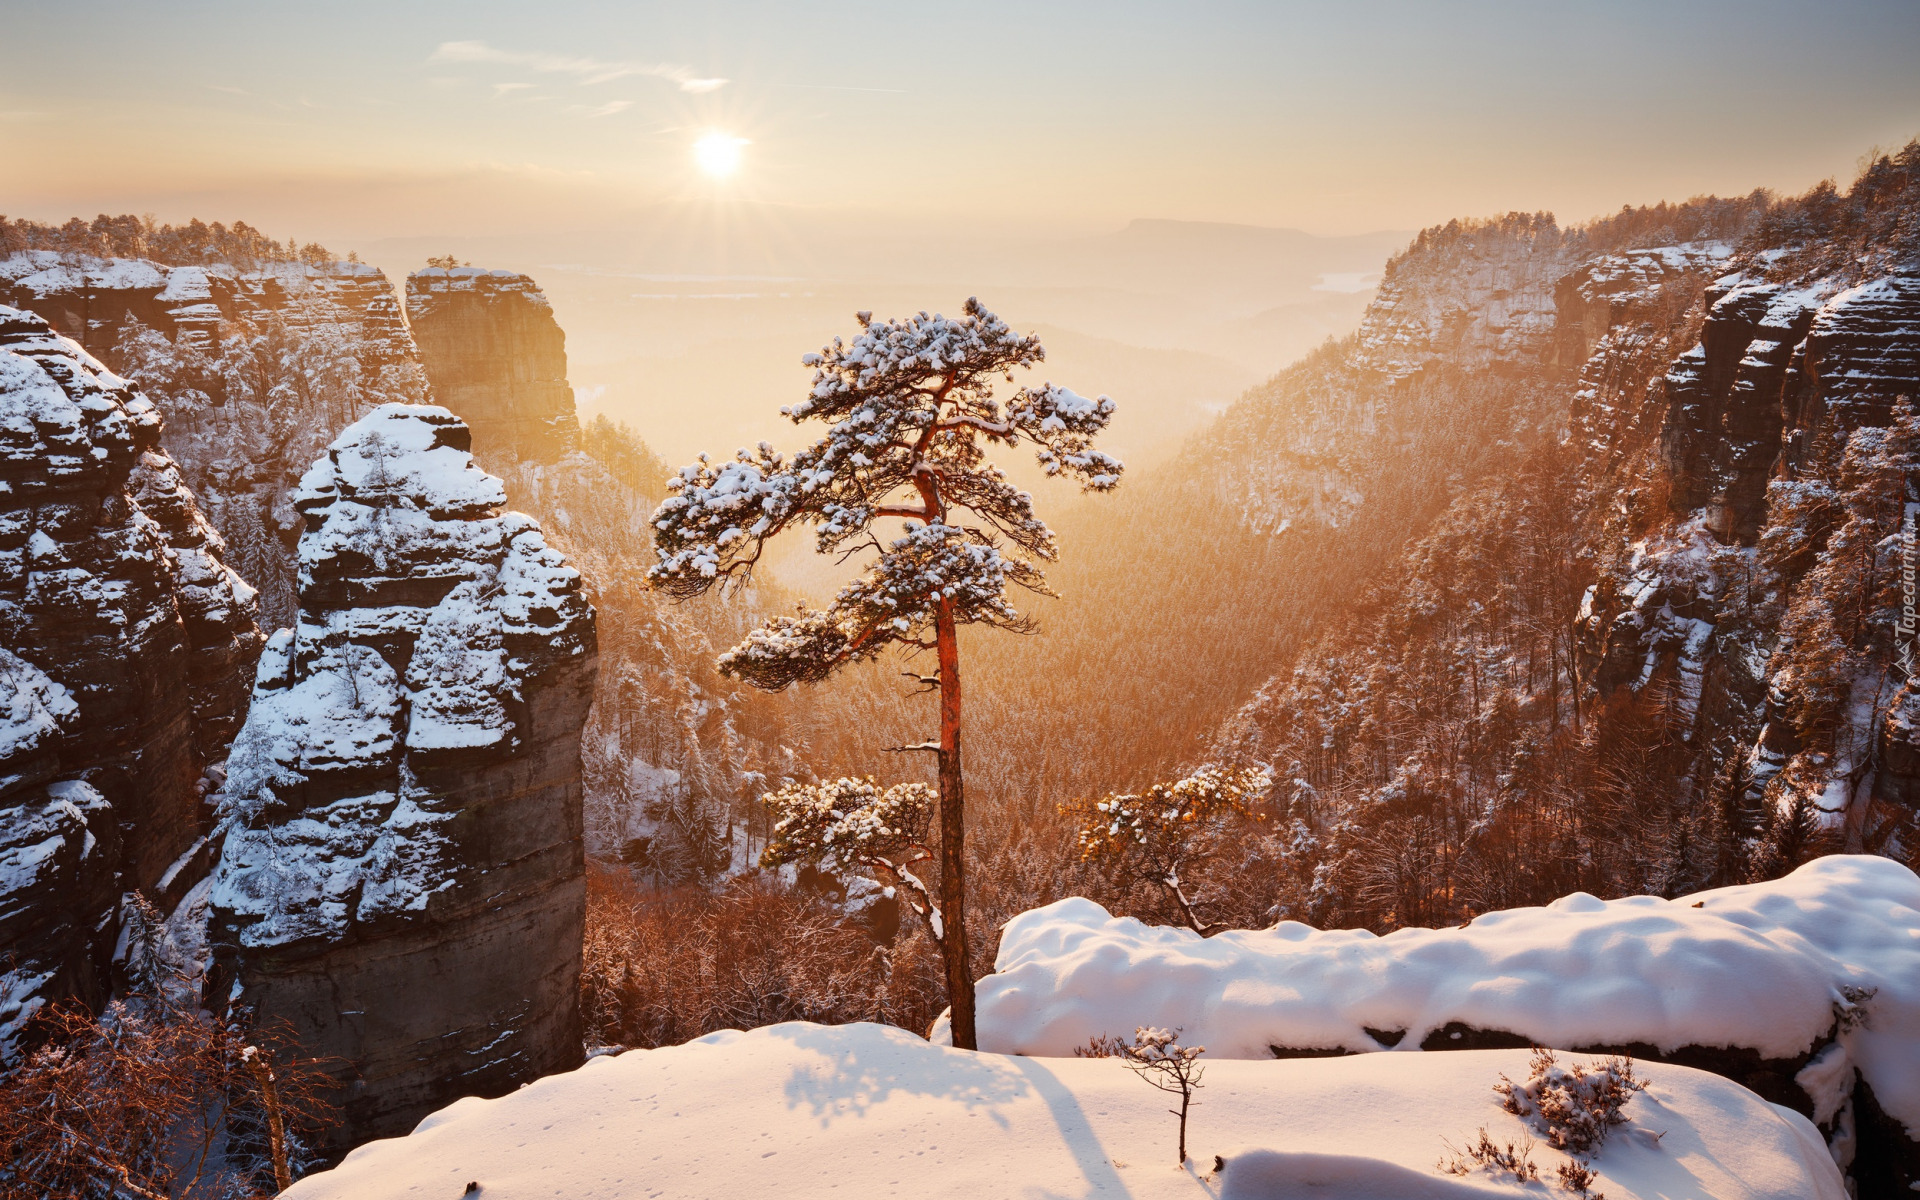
left=759, top=775, right=946, bottom=939
left=1073, top=765, right=1272, bottom=864
left=647, top=298, right=1120, bottom=690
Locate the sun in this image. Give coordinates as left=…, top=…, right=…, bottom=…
left=693, top=130, right=748, bottom=178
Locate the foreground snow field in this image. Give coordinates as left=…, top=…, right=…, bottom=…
left=286, top=1022, right=1842, bottom=1200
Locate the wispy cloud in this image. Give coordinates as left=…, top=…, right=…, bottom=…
left=492, top=82, right=534, bottom=96
left=575, top=100, right=633, bottom=118
left=779, top=83, right=907, bottom=95
left=431, top=40, right=726, bottom=92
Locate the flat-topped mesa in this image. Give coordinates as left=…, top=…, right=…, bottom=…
left=0, top=305, right=262, bottom=1060
left=1349, top=213, right=1577, bottom=382
left=209, top=403, right=597, bottom=1150
left=405, top=268, right=582, bottom=464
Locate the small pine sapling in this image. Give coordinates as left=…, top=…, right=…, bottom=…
left=646, top=299, right=1122, bottom=1049
left=759, top=777, right=944, bottom=942
left=1066, top=766, right=1271, bottom=936
left=1118, top=1027, right=1206, bottom=1165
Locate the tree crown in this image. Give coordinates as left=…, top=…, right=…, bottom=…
left=646, top=298, right=1121, bottom=690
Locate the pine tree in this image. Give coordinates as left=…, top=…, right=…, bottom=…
left=646, top=299, right=1121, bottom=1048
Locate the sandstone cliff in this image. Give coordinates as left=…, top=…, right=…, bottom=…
left=209, top=403, right=596, bottom=1147
left=0, top=305, right=262, bottom=1059
left=0, top=251, right=430, bottom=628
left=405, top=268, right=581, bottom=464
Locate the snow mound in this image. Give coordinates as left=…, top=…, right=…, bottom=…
left=975, top=856, right=1920, bottom=1135
left=282, top=1022, right=1840, bottom=1200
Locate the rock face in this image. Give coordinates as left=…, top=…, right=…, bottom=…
left=0, top=251, right=431, bottom=629
left=209, top=404, right=597, bottom=1148
left=1579, top=269, right=1920, bottom=813
left=405, top=269, right=581, bottom=464
left=0, top=305, right=262, bottom=1058
left=1350, top=212, right=1576, bottom=381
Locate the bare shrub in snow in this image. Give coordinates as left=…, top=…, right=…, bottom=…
left=1066, top=766, right=1272, bottom=936
left=1437, top=1126, right=1540, bottom=1182
left=0, top=992, right=334, bottom=1199
left=1071, top=1033, right=1130, bottom=1059
left=581, top=865, right=947, bottom=1048
left=1496, top=1048, right=1644, bottom=1154
left=1557, top=1158, right=1606, bottom=1197
left=1117, top=1027, right=1206, bottom=1165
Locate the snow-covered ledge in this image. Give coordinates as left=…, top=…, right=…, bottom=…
left=970, top=854, right=1920, bottom=1187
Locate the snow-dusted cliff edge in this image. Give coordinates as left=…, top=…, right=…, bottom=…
left=209, top=404, right=597, bottom=1148
left=0, top=305, right=262, bottom=1059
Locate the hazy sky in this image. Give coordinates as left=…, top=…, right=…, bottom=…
left=3, top=0, right=1917, bottom=246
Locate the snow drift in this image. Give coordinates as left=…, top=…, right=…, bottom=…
left=283, top=1022, right=1842, bottom=1200
left=973, top=856, right=1920, bottom=1147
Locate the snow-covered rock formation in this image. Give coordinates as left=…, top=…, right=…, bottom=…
left=0, top=305, right=262, bottom=1058
left=1579, top=267, right=1920, bottom=817
left=208, top=404, right=597, bottom=1148
left=406, top=268, right=582, bottom=464
left=279, top=1023, right=1844, bottom=1200
left=1350, top=212, right=1576, bottom=382
left=972, top=856, right=1920, bottom=1192
left=1, top=250, right=431, bottom=628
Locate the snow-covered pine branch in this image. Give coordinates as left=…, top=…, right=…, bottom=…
left=1067, top=765, right=1272, bottom=936
left=717, top=522, right=1045, bottom=690
left=759, top=776, right=945, bottom=940
left=645, top=297, right=1119, bottom=599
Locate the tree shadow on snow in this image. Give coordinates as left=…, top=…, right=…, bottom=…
left=767, top=1022, right=1031, bottom=1126
left=764, top=1024, right=1138, bottom=1198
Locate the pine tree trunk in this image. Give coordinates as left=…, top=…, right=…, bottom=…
left=935, top=599, right=976, bottom=1050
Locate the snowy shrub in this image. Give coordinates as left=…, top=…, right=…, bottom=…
left=1496, top=1048, right=1644, bottom=1154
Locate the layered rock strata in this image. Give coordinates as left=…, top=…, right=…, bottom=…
left=405, top=268, right=581, bottom=464
left=0, top=305, right=262, bottom=1058
left=209, top=403, right=596, bottom=1147
left=0, top=251, right=430, bottom=629
left=1580, top=271, right=1920, bottom=808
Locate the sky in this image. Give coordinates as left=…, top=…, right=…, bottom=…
left=4, top=0, right=1918, bottom=248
